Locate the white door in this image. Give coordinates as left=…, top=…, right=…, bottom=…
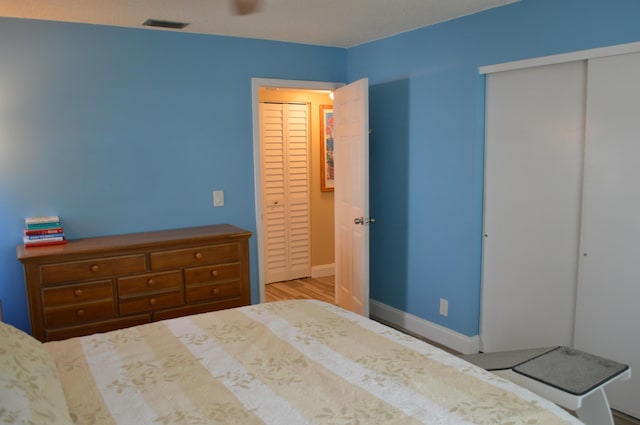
left=333, top=78, right=370, bottom=316
left=574, top=52, right=640, bottom=419
left=481, top=61, right=587, bottom=352
left=260, top=102, right=311, bottom=284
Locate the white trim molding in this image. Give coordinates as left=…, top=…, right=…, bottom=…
left=370, top=299, right=480, bottom=355
left=480, top=41, right=640, bottom=75
left=311, top=264, right=335, bottom=278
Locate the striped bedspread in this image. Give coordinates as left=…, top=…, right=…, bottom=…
left=45, top=300, right=583, bottom=425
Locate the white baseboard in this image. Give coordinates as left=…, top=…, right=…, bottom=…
left=370, top=299, right=480, bottom=355
left=311, top=264, right=334, bottom=278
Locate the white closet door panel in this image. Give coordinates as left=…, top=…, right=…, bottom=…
left=261, top=103, right=288, bottom=283
left=284, top=103, right=310, bottom=280
left=575, top=52, right=640, bottom=419
left=481, top=61, right=587, bottom=352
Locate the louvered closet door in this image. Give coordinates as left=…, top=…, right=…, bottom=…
left=260, top=102, right=311, bottom=284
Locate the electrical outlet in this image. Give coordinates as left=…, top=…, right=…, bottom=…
left=439, top=298, right=448, bottom=317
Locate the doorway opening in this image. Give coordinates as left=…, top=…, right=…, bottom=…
left=251, top=78, right=342, bottom=304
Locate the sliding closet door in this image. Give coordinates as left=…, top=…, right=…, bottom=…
left=481, top=61, right=586, bottom=352
left=574, top=52, right=640, bottom=418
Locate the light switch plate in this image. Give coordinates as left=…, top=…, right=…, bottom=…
left=439, top=298, right=448, bottom=317
left=213, top=190, right=224, bottom=207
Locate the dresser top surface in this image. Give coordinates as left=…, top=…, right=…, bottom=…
left=17, top=224, right=252, bottom=263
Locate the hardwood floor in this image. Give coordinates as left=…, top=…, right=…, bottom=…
left=265, top=276, right=335, bottom=304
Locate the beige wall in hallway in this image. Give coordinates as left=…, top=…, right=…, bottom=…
left=258, top=88, right=334, bottom=267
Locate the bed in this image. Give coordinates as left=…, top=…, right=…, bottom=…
left=1, top=299, right=584, bottom=425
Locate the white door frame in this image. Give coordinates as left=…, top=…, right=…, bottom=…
left=251, top=78, right=344, bottom=304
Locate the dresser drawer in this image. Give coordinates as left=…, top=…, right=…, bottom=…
left=150, top=244, right=239, bottom=270
left=41, top=254, right=147, bottom=285
left=184, top=263, right=240, bottom=285
left=119, top=291, right=182, bottom=315
left=118, top=271, right=181, bottom=297
left=186, top=281, right=241, bottom=303
left=43, top=280, right=113, bottom=307
left=45, top=300, right=115, bottom=328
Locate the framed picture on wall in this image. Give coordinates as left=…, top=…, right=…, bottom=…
left=320, top=105, right=334, bottom=192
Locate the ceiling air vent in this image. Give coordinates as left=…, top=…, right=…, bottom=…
left=143, top=19, right=190, bottom=30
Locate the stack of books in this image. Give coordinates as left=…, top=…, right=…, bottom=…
left=24, top=216, right=67, bottom=247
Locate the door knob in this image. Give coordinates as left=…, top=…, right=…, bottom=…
left=354, top=217, right=376, bottom=225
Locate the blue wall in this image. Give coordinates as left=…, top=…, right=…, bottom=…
left=358, top=0, right=640, bottom=336
left=0, top=18, right=345, bottom=332
left=4, top=0, right=640, bottom=338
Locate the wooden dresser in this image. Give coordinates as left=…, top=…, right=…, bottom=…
left=17, top=224, right=252, bottom=342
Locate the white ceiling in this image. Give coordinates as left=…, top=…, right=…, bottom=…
left=0, top=0, right=518, bottom=48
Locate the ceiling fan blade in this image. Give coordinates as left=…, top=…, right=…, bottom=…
left=232, top=0, right=261, bottom=15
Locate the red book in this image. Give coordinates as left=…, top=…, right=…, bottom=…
left=24, top=228, right=64, bottom=236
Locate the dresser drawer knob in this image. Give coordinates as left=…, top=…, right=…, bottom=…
left=147, top=279, right=156, bottom=286
left=90, top=264, right=99, bottom=272
left=76, top=309, right=86, bottom=317
left=211, top=269, right=219, bottom=277
left=194, top=252, right=203, bottom=260
left=74, top=289, right=83, bottom=297
left=212, top=288, right=220, bottom=295
left=149, top=298, right=157, bottom=306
